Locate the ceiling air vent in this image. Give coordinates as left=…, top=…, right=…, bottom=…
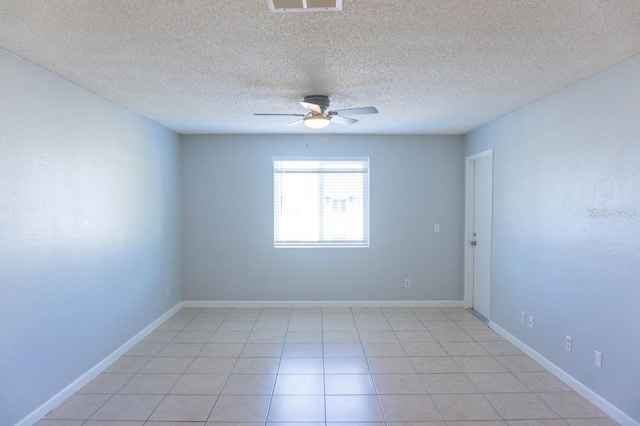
left=266, top=0, right=342, bottom=12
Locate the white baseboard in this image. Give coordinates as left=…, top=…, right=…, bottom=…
left=489, top=321, right=638, bottom=426
left=16, top=302, right=183, bottom=426
left=181, top=300, right=464, bottom=308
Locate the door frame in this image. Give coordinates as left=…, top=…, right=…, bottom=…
left=464, top=149, right=494, bottom=314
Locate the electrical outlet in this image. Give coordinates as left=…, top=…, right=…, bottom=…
left=166, top=287, right=170, bottom=297
left=404, top=279, right=411, bottom=288
left=434, top=223, right=440, bottom=232
left=565, top=336, right=572, bottom=352
left=595, top=350, right=603, bottom=369
left=521, top=310, right=525, bottom=323
left=528, top=314, right=534, bottom=330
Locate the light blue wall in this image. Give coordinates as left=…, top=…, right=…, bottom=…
left=0, top=50, right=182, bottom=425
left=181, top=134, right=465, bottom=302
left=465, top=54, right=640, bottom=422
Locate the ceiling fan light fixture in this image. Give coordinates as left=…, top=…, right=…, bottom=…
left=304, top=114, right=331, bottom=129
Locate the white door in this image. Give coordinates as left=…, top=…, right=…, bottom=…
left=465, top=151, right=493, bottom=320
left=472, top=156, right=492, bottom=319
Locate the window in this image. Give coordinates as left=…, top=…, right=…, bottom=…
left=274, top=158, right=369, bottom=248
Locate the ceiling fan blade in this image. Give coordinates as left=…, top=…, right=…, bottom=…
left=299, top=101, right=323, bottom=114
left=254, top=113, right=306, bottom=116
left=331, top=115, right=358, bottom=125
left=286, top=119, right=304, bottom=126
left=330, top=106, right=378, bottom=115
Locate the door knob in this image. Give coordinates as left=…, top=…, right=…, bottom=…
left=470, top=240, right=477, bottom=246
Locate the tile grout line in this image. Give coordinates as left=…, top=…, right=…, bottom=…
left=91, top=308, right=198, bottom=424
left=200, top=306, right=230, bottom=423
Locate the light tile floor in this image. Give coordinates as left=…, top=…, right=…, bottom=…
left=38, top=306, right=619, bottom=425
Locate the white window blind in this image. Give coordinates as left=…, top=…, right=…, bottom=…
left=274, top=158, right=370, bottom=248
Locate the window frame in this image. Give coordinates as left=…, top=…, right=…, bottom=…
left=273, top=157, right=370, bottom=249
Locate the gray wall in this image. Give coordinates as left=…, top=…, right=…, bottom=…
left=181, top=134, right=464, bottom=301
left=465, top=54, right=640, bottom=422
left=0, top=50, right=182, bottom=425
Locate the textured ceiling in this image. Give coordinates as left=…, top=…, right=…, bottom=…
left=1, top=0, right=639, bottom=134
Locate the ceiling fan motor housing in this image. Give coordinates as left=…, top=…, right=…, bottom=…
left=303, top=95, right=330, bottom=111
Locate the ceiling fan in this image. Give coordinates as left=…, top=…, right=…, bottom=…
left=254, top=95, right=378, bottom=129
